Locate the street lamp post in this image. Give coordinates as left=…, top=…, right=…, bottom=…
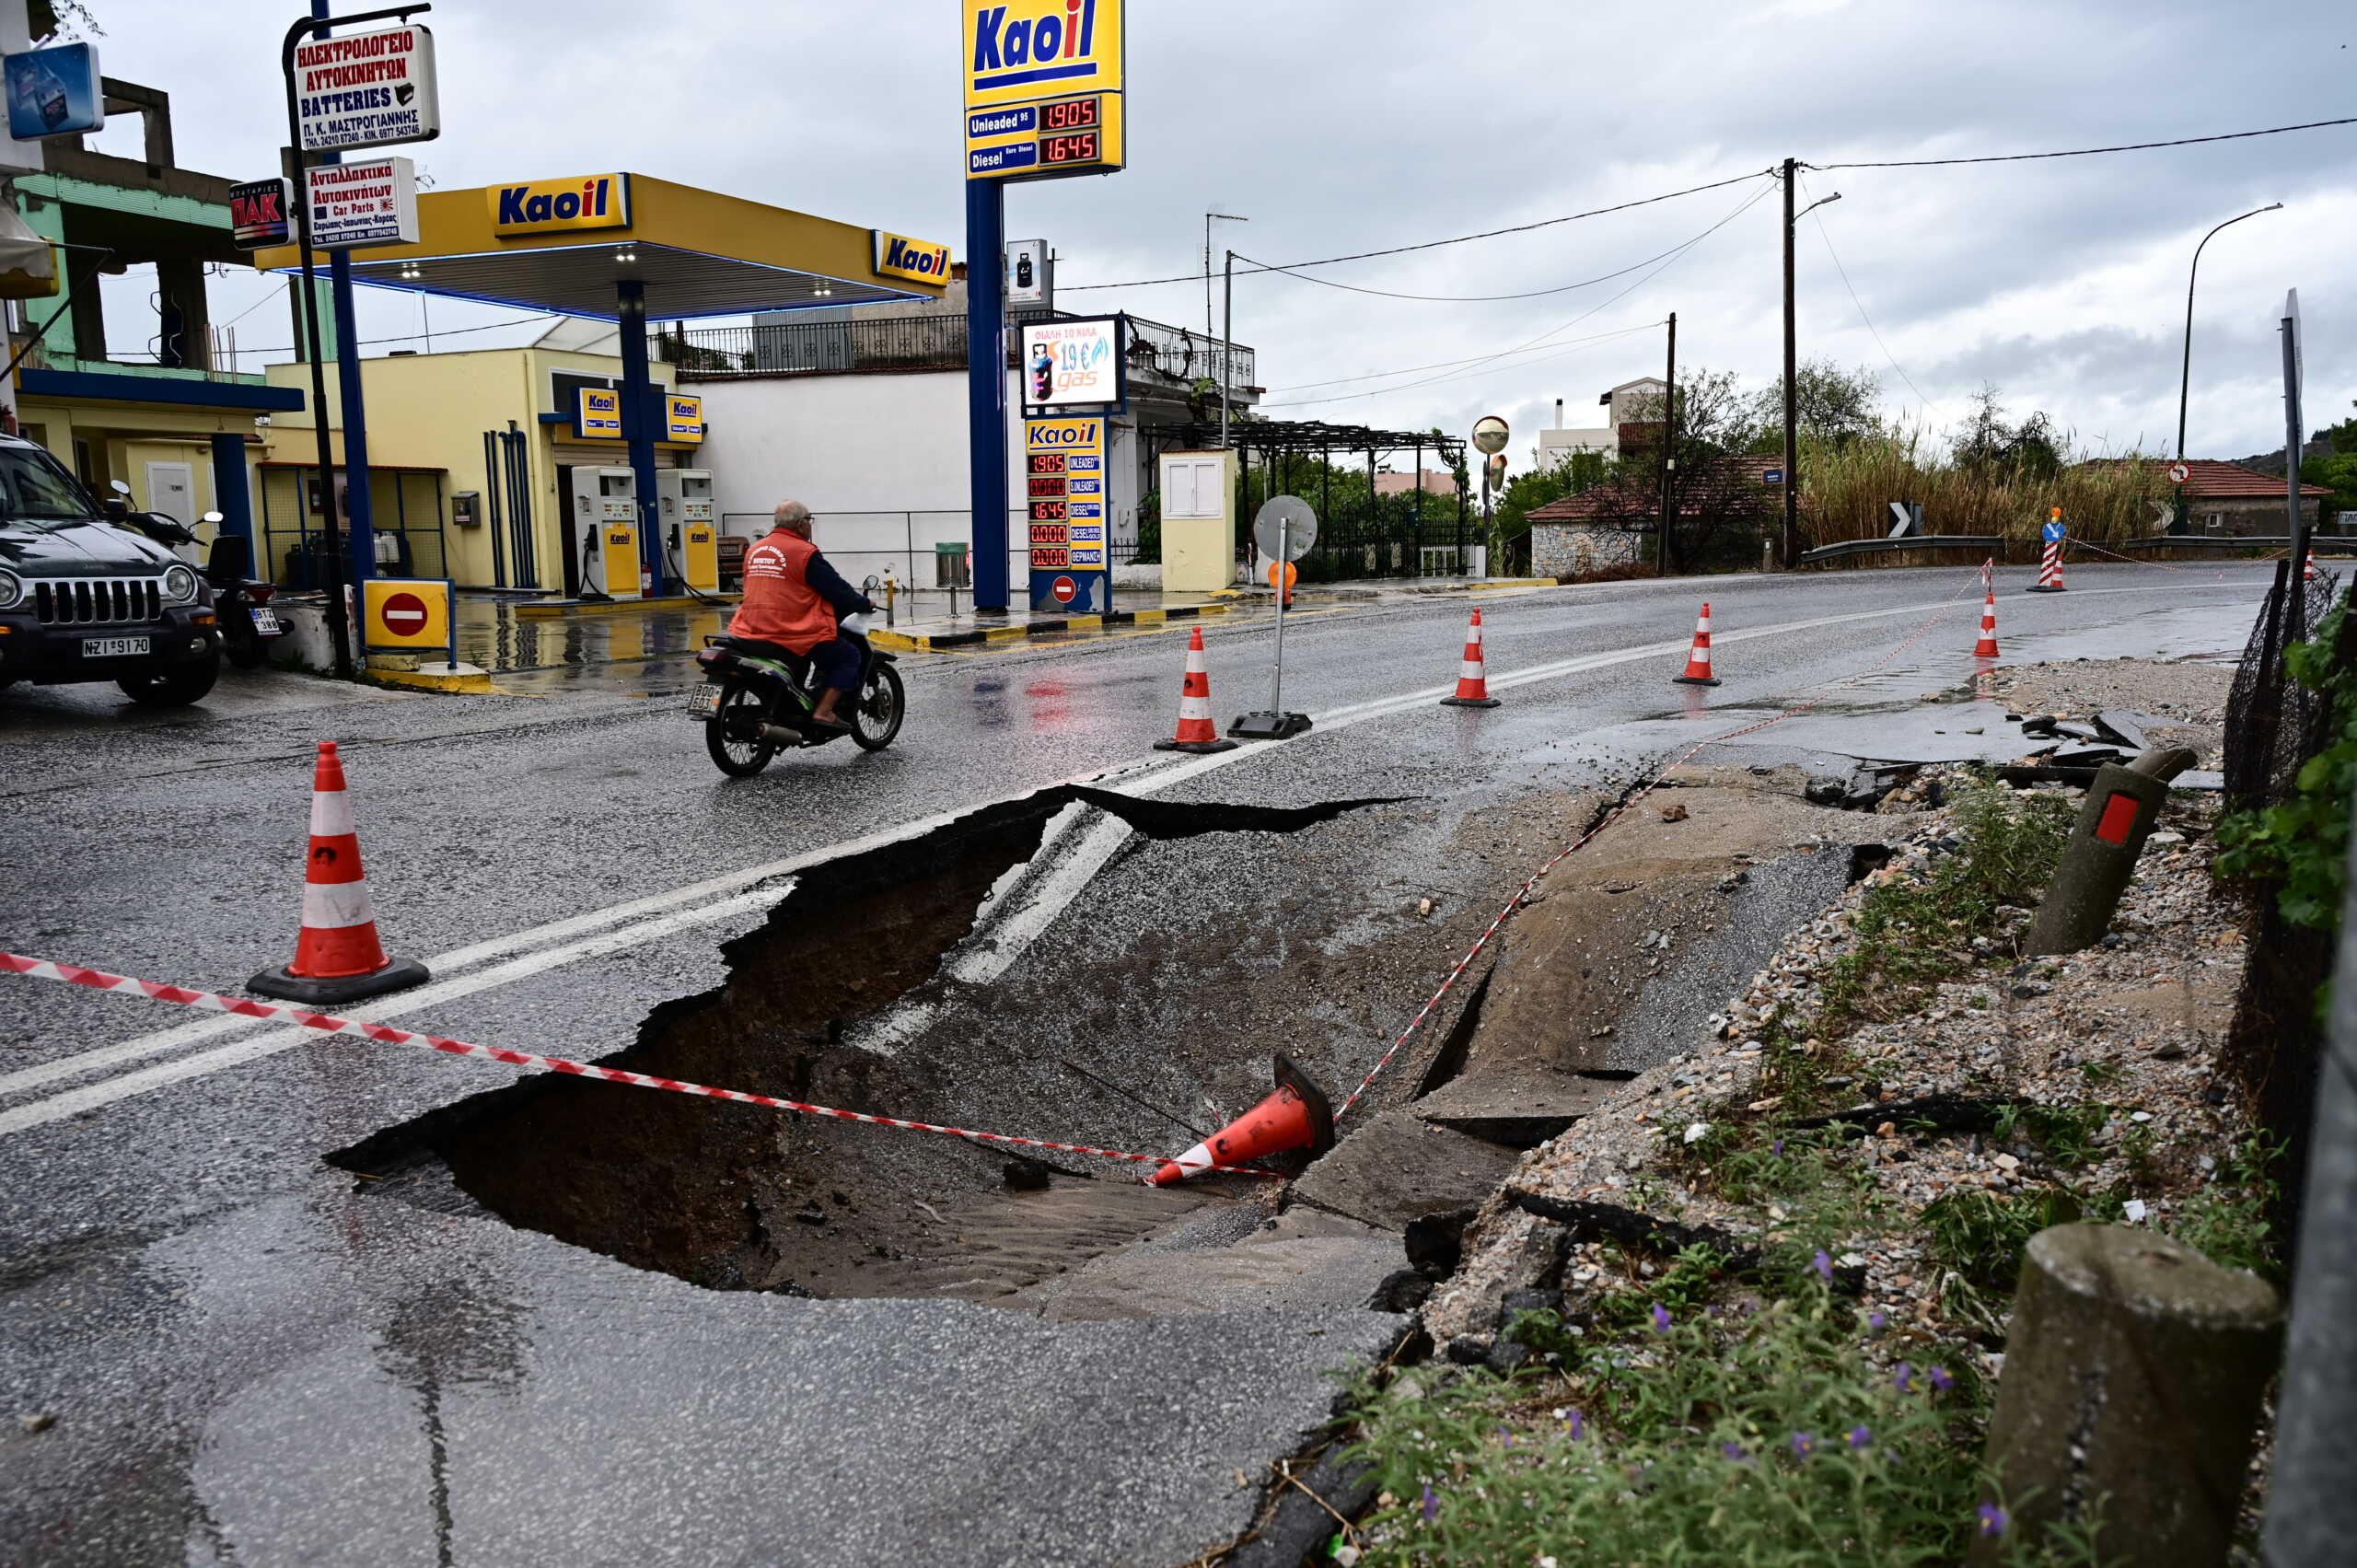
left=2177, top=203, right=2284, bottom=465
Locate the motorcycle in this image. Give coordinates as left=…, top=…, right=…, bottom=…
left=105, top=485, right=284, bottom=670
left=688, top=611, right=904, bottom=777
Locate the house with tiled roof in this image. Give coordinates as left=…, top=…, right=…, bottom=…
left=2086, top=459, right=2330, bottom=535
left=1524, top=455, right=1782, bottom=575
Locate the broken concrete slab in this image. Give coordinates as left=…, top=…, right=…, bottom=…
left=1021, top=1229, right=1405, bottom=1320
left=1291, top=1108, right=1523, bottom=1231
left=1412, top=1066, right=1622, bottom=1148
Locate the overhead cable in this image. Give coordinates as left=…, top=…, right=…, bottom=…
left=1811, top=114, right=2357, bottom=170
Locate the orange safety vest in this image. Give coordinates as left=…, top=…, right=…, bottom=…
left=727, top=529, right=838, bottom=655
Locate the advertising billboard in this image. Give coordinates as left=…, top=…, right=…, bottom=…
left=305, top=157, right=418, bottom=250
left=488, top=174, right=630, bottom=238
left=1020, top=316, right=1123, bottom=411
left=294, top=24, right=439, bottom=152
left=229, top=178, right=293, bottom=250
left=4, top=43, right=102, bottom=139
left=962, top=1, right=1125, bottom=181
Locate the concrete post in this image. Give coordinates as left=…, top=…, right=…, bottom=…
left=1975, top=1225, right=2280, bottom=1566
left=2025, top=749, right=2197, bottom=956
left=2258, top=781, right=2357, bottom=1562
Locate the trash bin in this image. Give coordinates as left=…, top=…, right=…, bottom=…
left=935, top=541, right=970, bottom=588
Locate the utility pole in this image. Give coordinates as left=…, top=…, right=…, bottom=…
left=1780, top=157, right=1798, bottom=570
left=1660, top=310, right=1677, bottom=575
left=2284, top=290, right=2309, bottom=576
left=1204, top=210, right=1246, bottom=377
left=1220, top=249, right=1235, bottom=451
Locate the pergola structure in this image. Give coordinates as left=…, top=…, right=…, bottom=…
left=1146, top=420, right=1472, bottom=580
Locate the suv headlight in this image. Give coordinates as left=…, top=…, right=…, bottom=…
left=161, top=564, right=199, bottom=605
left=0, top=569, right=19, bottom=611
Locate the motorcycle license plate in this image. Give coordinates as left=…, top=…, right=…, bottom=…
left=82, top=636, right=151, bottom=658
left=248, top=609, right=283, bottom=635
left=686, top=685, right=722, bottom=717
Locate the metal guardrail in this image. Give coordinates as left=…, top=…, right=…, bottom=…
left=1797, top=533, right=2002, bottom=564
left=2119, top=535, right=2357, bottom=552
left=651, top=311, right=1253, bottom=389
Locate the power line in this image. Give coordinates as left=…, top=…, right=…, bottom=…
left=1797, top=174, right=1945, bottom=422
left=1811, top=114, right=2357, bottom=170
left=1234, top=220, right=1758, bottom=304
left=1059, top=168, right=1776, bottom=293
left=1262, top=321, right=1665, bottom=394
left=228, top=311, right=561, bottom=356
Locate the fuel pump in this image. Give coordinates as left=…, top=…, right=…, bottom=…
left=656, top=469, right=718, bottom=593
left=560, top=465, right=641, bottom=600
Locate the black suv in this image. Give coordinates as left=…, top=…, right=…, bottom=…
left=0, top=434, right=222, bottom=707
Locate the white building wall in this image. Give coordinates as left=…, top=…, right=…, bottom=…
left=693, top=368, right=1141, bottom=590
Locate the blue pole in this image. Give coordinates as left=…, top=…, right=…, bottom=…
left=616, top=278, right=664, bottom=595
left=308, top=0, right=376, bottom=588
left=207, top=432, right=253, bottom=552
left=965, top=178, right=1008, bottom=611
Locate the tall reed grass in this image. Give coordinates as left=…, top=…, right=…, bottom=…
left=1801, top=430, right=2171, bottom=557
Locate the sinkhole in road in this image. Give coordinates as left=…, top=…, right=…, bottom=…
left=331, top=784, right=1407, bottom=1306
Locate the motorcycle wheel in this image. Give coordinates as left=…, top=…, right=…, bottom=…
left=850, top=662, right=904, bottom=751
left=704, top=679, right=778, bottom=777
left=223, top=617, right=265, bottom=670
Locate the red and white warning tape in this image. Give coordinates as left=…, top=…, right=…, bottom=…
left=1334, top=563, right=1991, bottom=1119
left=0, top=952, right=1281, bottom=1179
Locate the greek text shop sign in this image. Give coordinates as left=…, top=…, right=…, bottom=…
left=490, top=174, right=631, bottom=238
left=963, top=0, right=1125, bottom=180
left=295, top=24, right=439, bottom=152
left=872, top=230, right=952, bottom=285
left=1027, top=415, right=1107, bottom=610
left=229, top=178, right=292, bottom=250
left=305, top=157, right=418, bottom=250
left=1021, top=316, right=1123, bottom=411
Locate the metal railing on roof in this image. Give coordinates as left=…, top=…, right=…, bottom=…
left=649, top=310, right=1253, bottom=390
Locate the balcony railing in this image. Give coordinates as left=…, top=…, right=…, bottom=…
left=650, top=310, right=1253, bottom=391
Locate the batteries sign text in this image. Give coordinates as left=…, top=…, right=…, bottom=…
left=872, top=230, right=952, bottom=285
left=305, top=157, right=418, bottom=250
left=489, top=174, right=631, bottom=238
left=294, top=25, right=439, bottom=153
left=4, top=43, right=104, bottom=140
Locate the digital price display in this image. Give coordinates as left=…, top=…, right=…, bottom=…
left=1029, top=499, right=1068, bottom=522
left=1028, top=452, right=1066, bottom=474
left=1024, top=415, right=1104, bottom=593
left=1040, top=132, right=1100, bottom=167
left=1031, top=547, right=1070, bottom=568
left=1028, top=475, right=1066, bottom=498
left=1040, top=96, right=1100, bottom=132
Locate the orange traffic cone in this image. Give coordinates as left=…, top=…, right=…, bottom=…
left=1974, top=588, right=2000, bottom=658
left=1439, top=608, right=1501, bottom=708
left=1673, top=601, right=1721, bottom=686
left=1153, top=626, right=1238, bottom=754
left=1151, top=1055, right=1336, bottom=1185
left=2305, top=551, right=2317, bottom=583
left=249, top=742, right=429, bottom=1005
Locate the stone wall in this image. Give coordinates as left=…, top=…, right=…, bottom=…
left=1530, top=522, right=1643, bottom=578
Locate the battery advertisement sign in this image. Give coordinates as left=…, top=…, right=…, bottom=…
left=294, top=24, right=440, bottom=152
left=304, top=157, right=418, bottom=250
left=1027, top=416, right=1107, bottom=611
left=962, top=0, right=1125, bottom=180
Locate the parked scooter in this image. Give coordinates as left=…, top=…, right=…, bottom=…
left=687, top=611, right=904, bottom=777
left=201, top=517, right=284, bottom=670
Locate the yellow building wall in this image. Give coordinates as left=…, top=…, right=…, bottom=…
left=16, top=400, right=262, bottom=560
left=265, top=346, right=684, bottom=591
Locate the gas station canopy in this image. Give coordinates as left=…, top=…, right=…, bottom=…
left=251, top=172, right=948, bottom=320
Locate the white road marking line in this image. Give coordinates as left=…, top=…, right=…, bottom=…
left=0, top=886, right=787, bottom=1138
left=8, top=578, right=2260, bottom=1121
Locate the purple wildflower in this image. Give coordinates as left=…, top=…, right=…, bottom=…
left=1892, top=1362, right=1913, bottom=1393
left=1564, top=1410, right=1585, bottom=1441
left=1867, top=1311, right=1888, bottom=1331
left=1420, top=1484, right=1440, bottom=1525
left=1812, top=1249, right=1834, bottom=1283
left=1977, top=1503, right=2009, bottom=1539
left=1651, top=1302, right=1673, bottom=1334
left=1847, top=1426, right=1872, bottom=1449
left=1929, top=1365, right=1956, bottom=1394
left=1790, top=1431, right=1816, bottom=1458
left=1772, top=1139, right=1785, bottom=1156
left=1721, top=1441, right=1750, bottom=1463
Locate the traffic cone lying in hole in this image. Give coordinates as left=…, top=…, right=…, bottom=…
left=249, top=741, right=429, bottom=1005
left=1439, top=608, right=1501, bottom=707
left=1152, top=626, right=1237, bottom=754
left=1974, top=587, right=2001, bottom=658
left=1673, top=601, right=1721, bottom=686
left=1151, top=1054, right=1336, bottom=1185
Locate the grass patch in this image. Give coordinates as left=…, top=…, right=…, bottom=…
left=2168, top=1135, right=2287, bottom=1282
left=1923, top=1186, right=2096, bottom=1297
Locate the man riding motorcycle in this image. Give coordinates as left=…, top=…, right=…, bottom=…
left=725, top=500, right=876, bottom=735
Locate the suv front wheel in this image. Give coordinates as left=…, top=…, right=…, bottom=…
left=116, top=645, right=220, bottom=708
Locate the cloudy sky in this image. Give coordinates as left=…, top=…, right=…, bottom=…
left=71, top=0, right=2357, bottom=468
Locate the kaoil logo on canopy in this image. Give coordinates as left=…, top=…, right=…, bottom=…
left=964, top=0, right=1123, bottom=109
left=871, top=230, right=952, bottom=285
left=490, top=173, right=631, bottom=237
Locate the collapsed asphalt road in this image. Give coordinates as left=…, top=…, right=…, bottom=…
left=0, top=563, right=2272, bottom=1566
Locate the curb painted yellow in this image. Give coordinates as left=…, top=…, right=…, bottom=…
left=516, top=595, right=739, bottom=619
left=366, top=667, right=495, bottom=695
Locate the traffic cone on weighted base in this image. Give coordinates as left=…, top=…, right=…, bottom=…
left=1152, top=626, right=1237, bottom=754
left=1974, top=587, right=2001, bottom=658
left=1151, top=1054, right=1337, bottom=1185
left=1439, top=608, right=1501, bottom=707
left=248, top=742, right=429, bottom=1005
left=2305, top=551, right=2317, bottom=584
left=1672, top=601, right=1721, bottom=686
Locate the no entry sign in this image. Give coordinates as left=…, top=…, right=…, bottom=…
left=363, top=577, right=453, bottom=656
left=380, top=592, right=428, bottom=633
left=1050, top=575, right=1077, bottom=604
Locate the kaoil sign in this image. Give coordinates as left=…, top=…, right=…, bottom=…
left=489, top=173, right=630, bottom=237
left=576, top=388, right=622, bottom=439
left=872, top=230, right=952, bottom=285
left=962, top=1, right=1125, bottom=180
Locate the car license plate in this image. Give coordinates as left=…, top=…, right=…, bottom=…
left=249, top=609, right=282, bottom=635
left=687, top=685, right=722, bottom=717
left=81, top=636, right=150, bottom=658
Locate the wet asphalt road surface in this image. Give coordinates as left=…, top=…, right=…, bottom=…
left=0, top=562, right=2271, bottom=1566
